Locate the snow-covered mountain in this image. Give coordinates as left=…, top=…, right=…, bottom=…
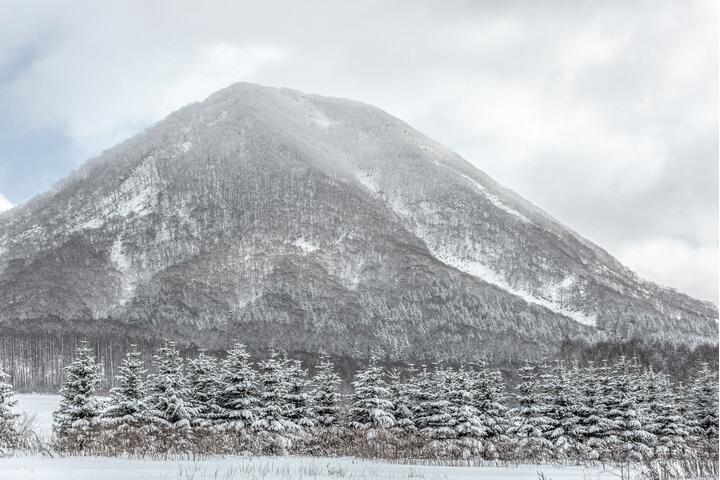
left=0, top=83, right=716, bottom=362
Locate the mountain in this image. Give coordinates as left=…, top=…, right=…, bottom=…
left=0, top=83, right=716, bottom=379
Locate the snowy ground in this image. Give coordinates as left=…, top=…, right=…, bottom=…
left=0, top=456, right=620, bottom=480
left=12, top=394, right=60, bottom=438
left=3, top=394, right=621, bottom=479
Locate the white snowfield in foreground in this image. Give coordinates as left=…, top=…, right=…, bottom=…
left=4, top=394, right=616, bottom=479
left=0, top=456, right=614, bottom=480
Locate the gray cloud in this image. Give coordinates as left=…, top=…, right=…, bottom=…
left=0, top=0, right=717, bottom=302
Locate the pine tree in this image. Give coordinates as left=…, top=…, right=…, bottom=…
left=187, top=350, right=221, bottom=427
left=146, top=341, right=195, bottom=432
left=447, top=367, right=485, bottom=440
left=0, top=367, right=19, bottom=453
left=470, top=362, right=509, bottom=443
left=388, top=367, right=416, bottom=432
left=348, top=358, right=394, bottom=429
left=507, top=362, right=553, bottom=460
left=645, top=370, right=688, bottom=458
left=604, top=357, right=655, bottom=461
left=283, top=359, right=314, bottom=429
left=214, top=343, right=258, bottom=430
left=311, top=355, right=342, bottom=428
left=686, top=363, right=719, bottom=443
left=53, top=341, right=102, bottom=449
left=253, top=350, right=297, bottom=433
left=578, top=360, right=616, bottom=461
left=544, top=362, right=580, bottom=459
left=102, top=346, right=147, bottom=428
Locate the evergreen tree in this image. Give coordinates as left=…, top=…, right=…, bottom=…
left=686, top=362, right=719, bottom=443
left=414, top=365, right=453, bottom=438
left=348, top=358, right=394, bottom=429
left=388, top=367, right=416, bottom=432
left=470, top=362, right=509, bottom=442
left=604, top=357, right=655, bottom=461
left=253, top=351, right=297, bottom=433
left=578, top=360, right=616, bottom=461
left=283, top=358, right=314, bottom=429
left=214, top=343, right=258, bottom=430
left=187, top=350, right=221, bottom=427
left=0, top=367, right=18, bottom=453
left=146, top=341, right=195, bottom=432
left=447, top=367, right=485, bottom=440
left=645, top=370, right=688, bottom=458
left=544, top=362, right=580, bottom=459
left=53, top=341, right=102, bottom=449
left=311, top=355, right=342, bottom=428
left=507, top=362, right=553, bottom=460
left=102, top=346, right=147, bottom=428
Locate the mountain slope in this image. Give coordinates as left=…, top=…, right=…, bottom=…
left=0, top=83, right=716, bottom=364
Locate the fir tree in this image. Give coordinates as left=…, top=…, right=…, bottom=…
left=146, top=341, right=195, bottom=432
left=0, top=367, right=18, bottom=453
left=187, top=350, right=221, bottom=427
left=470, top=362, right=509, bottom=442
left=447, top=367, right=485, bottom=440
left=507, top=362, right=553, bottom=460
left=348, top=358, right=394, bottom=429
left=102, top=346, right=147, bottom=428
left=388, top=367, right=416, bottom=432
left=544, top=362, right=580, bottom=459
left=686, top=362, right=719, bottom=442
left=253, top=351, right=297, bottom=433
left=283, top=359, right=314, bottom=429
left=53, top=341, right=102, bottom=449
left=214, top=343, right=258, bottom=430
left=645, top=370, right=688, bottom=458
left=311, top=355, right=342, bottom=428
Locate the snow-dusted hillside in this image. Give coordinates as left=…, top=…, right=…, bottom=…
left=0, top=83, right=716, bottom=370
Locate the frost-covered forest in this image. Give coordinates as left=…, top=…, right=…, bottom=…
left=1, top=341, right=717, bottom=467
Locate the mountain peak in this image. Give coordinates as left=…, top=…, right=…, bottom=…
left=0, top=84, right=715, bottom=369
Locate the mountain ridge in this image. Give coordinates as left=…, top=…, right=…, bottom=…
left=0, top=82, right=716, bottom=370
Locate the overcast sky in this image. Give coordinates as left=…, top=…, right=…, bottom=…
left=0, top=0, right=717, bottom=303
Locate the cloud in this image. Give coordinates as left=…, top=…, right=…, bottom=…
left=0, top=193, right=12, bottom=212
left=0, top=0, right=716, bottom=302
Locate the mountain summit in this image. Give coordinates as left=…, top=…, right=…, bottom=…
left=0, top=83, right=716, bottom=368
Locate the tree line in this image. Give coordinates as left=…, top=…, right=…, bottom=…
left=0, top=340, right=717, bottom=462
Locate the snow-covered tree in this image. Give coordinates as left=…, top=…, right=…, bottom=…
left=53, top=341, right=102, bottom=449
left=415, top=365, right=454, bottom=439
left=644, top=370, right=688, bottom=458
left=253, top=351, right=297, bottom=433
left=507, top=362, right=553, bottom=460
left=102, top=346, right=147, bottom=428
left=187, top=350, right=221, bottom=427
left=686, top=362, right=719, bottom=442
left=544, top=362, right=580, bottom=459
left=0, top=367, right=18, bottom=453
left=283, top=358, right=314, bottom=429
left=145, top=341, right=195, bottom=432
left=388, top=367, right=416, bottom=432
left=576, top=361, right=616, bottom=460
left=604, top=357, right=655, bottom=461
left=470, top=362, right=509, bottom=442
left=310, top=355, right=342, bottom=428
left=447, top=367, right=485, bottom=440
left=348, top=358, right=394, bottom=429
left=214, top=343, right=257, bottom=430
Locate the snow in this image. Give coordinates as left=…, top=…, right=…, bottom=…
left=432, top=250, right=597, bottom=327
left=0, top=456, right=618, bottom=479
left=291, top=238, right=319, bottom=254
left=454, top=171, right=530, bottom=224
left=12, top=394, right=60, bottom=439
left=354, top=171, right=380, bottom=193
